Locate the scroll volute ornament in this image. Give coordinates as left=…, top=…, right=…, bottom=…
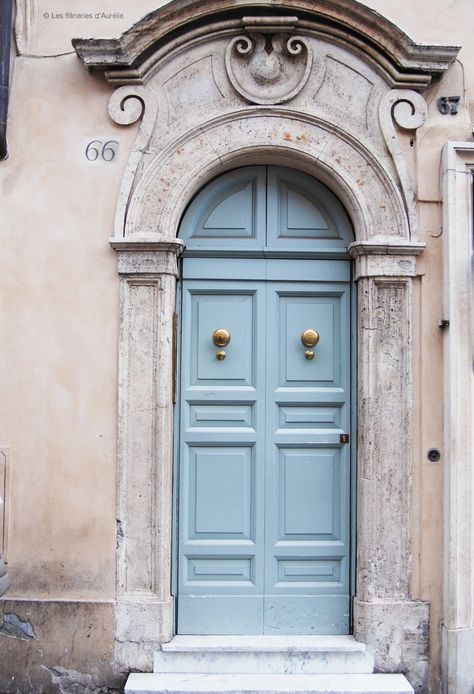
left=225, top=17, right=313, bottom=105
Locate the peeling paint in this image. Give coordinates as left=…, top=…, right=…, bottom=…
left=0, top=613, right=36, bottom=640
left=44, top=666, right=121, bottom=694
left=116, top=519, right=124, bottom=549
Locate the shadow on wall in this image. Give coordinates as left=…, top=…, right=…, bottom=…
left=0, top=556, right=10, bottom=597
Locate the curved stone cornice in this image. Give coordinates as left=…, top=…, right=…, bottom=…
left=72, top=0, right=459, bottom=90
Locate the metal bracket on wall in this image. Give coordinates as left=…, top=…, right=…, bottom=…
left=0, top=0, right=13, bottom=160
left=0, top=448, right=9, bottom=558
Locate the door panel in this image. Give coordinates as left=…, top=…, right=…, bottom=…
left=264, top=282, right=350, bottom=634
left=188, top=446, right=254, bottom=539
left=280, top=297, right=338, bottom=385
left=279, top=448, right=338, bottom=537
left=178, top=282, right=266, bottom=634
left=191, top=293, right=255, bottom=386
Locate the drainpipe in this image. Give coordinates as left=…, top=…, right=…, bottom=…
left=0, top=0, right=13, bottom=160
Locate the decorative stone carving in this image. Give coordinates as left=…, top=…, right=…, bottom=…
left=225, top=18, right=313, bottom=105
left=108, top=86, right=158, bottom=240
left=379, top=90, right=428, bottom=236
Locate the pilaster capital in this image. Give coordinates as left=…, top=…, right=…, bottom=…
left=348, top=239, right=425, bottom=279
left=110, top=237, right=185, bottom=277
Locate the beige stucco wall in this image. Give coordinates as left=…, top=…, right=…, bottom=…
left=1, top=1, right=473, bottom=692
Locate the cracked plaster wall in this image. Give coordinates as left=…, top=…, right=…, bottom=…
left=0, top=600, right=125, bottom=693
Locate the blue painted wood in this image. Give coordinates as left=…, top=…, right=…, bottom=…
left=176, top=166, right=353, bottom=635
left=179, top=167, right=266, bottom=253
left=180, top=166, right=353, bottom=259
left=264, top=281, right=351, bottom=634
left=266, top=167, right=353, bottom=254
left=178, top=280, right=266, bottom=634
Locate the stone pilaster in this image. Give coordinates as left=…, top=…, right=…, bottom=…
left=441, top=144, right=474, bottom=694
left=111, top=239, right=183, bottom=672
left=349, top=241, right=430, bottom=693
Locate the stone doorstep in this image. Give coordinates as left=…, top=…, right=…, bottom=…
left=124, top=672, right=414, bottom=694
left=154, top=636, right=374, bottom=675
left=161, top=636, right=369, bottom=653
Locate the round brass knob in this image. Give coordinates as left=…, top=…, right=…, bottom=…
left=213, top=328, right=231, bottom=347
left=216, top=350, right=227, bottom=361
left=301, top=329, right=320, bottom=348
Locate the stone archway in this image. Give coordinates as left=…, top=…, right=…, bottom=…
left=73, top=2, right=459, bottom=689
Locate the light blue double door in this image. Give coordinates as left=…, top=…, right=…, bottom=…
left=176, top=166, right=353, bottom=635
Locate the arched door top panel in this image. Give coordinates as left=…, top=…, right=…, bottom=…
left=179, top=166, right=354, bottom=258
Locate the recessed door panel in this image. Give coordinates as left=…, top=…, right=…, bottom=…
left=187, top=446, right=255, bottom=540
left=189, top=404, right=254, bottom=429
left=279, top=295, right=341, bottom=386
left=191, top=292, right=255, bottom=386
left=278, top=448, right=340, bottom=539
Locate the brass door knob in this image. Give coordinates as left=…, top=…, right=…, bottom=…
left=213, top=328, right=231, bottom=359
left=213, top=328, right=231, bottom=347
left=301, top=329, right=319, bottom=348
left=301, top=329, right=319, bottom=360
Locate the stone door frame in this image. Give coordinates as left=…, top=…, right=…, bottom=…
left=110, top=136, right=427, bottom=682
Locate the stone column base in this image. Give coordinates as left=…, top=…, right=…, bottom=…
left=442, top=625, right=474, bottom=694
left=354, top=598, right=430, bottom=692
left=115, top=596, right=173, bottom=672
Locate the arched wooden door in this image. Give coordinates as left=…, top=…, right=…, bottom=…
left=176, top=166, right=354, bottom=635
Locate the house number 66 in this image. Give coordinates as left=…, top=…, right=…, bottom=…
left=85, top=139, right=119, bottom=162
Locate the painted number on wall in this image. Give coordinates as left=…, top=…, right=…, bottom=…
left=437, top=96, right=460, bottom=115
left=85, top=140, right=119, bottom=162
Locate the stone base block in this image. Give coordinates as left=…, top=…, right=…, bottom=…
left=353, top=598, right=430, bottom=693
left=442, top=625, right=474, bottom=694
left=115, top=596, right=173, bottom=672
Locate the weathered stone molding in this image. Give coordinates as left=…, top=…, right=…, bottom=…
left=72, top=0, right=459, bottom=90
left=114, top=244, right=182, bottom=671
left=441, top=142, right=474, bottom=694
left=349, top=240, right=425, bottom=279
left=121, top=110, right=410, bottom=243
left=349, top=244, right=429, bottom=691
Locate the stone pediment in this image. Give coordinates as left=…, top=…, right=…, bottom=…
left=73, top=0, right=458, bottom=90
left=72, top=0, right=460, bottom=246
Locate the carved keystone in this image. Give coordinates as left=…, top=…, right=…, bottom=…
left=225, top=17, right=313, bottom=105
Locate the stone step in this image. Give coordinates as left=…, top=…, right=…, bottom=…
left=125, top=673, right=414, bottom=694
left=154, top=636, right=374, bottom=675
